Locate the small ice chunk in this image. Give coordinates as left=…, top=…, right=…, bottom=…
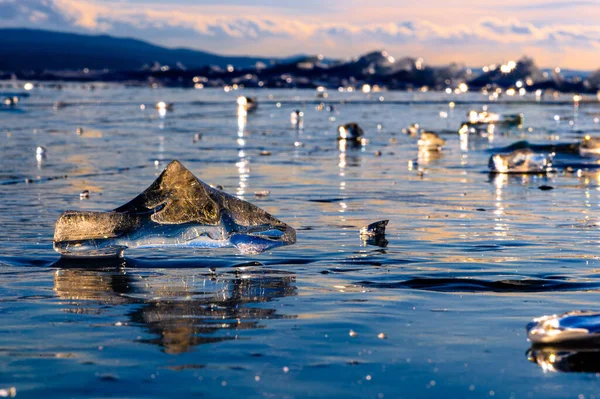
left=0, top=387, right=16, bottom=397
left=155, top=101, right=173, bottom=111
left=338, top=123, right=365, bottom=151
left=489, top=149, right=553, bottom=174
left=468, top=110, right=500, bottom=124
left=360, top=220, right=389, bottom=247
left=402, top=123, right=420, bottom=137
left=526, top=311, right=600, bottom=344
left=3, top=97, right=17, bottom=107
left=338, top=123, right=364, bottom=141
left=360, top=220, right=388, bottom=238
left=237, top=96, right=256, bottom=112
left=417, top=131, right=445, bottom=151
left=254, top=190, right=270, bottom=198
left=290, top=110, right=304, bottom=126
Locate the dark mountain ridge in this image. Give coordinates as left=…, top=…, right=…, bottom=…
left=0, top=28, right=276, bottom=71
left=0, top=28, right=596, bottom=93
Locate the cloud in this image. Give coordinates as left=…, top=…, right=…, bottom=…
left=512, top=0, right=598, bottom=10
left=0, top=0, right=74, bottom=27
left=1, top=0, right=599, bottom=67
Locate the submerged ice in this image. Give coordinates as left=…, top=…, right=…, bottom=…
left=53, top=160, right=296, bottom=257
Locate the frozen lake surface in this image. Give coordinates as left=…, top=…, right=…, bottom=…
left=2, top=86, right=600, bottom=398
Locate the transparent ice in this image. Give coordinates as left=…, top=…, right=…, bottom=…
left=526, top=311, right=600, bottom=344
left=53, top=160, right=296, bottom=257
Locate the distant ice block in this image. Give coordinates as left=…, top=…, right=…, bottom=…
left=417, top=131, right=445, bottom=151
left=237, top=96, right=257, bottom=114
left=338, top=122, right=364, bottom=142
left=488, top=148, right=553, bottom=174
left=53, top=160, right=296, bottom=257
left=402, top=123, right=420, bottom=137
left=338, top=122, right=367, bottom=150
left=526, top=311, right=600, bottom=344
left=467, top=110, right=522, bottom=126
left=360, top=220, right=388, bottom=247
left=468, top=110, right=500, bottom=124
left=290, top=110, right=304, bottom=126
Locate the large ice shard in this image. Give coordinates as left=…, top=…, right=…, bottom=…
left=53, top=160, right=296, bottom=257
left=526, top=311, right=600, bottom=344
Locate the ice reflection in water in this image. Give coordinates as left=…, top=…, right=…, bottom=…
left=237, top=110, right=249, bottom=199
left=528, top=346, right=600, bottom=373
left=53, top=260, right=297, bottom=354
left=492, top=174, right=508, bottom=237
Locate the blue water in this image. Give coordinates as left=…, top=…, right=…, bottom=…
left=2, top=85, right=600, bottom=397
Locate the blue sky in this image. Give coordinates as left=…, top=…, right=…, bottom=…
left=1, top=0, right=599, bottom=68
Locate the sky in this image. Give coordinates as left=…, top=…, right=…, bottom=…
left=1, top=0, right=600, bottom=69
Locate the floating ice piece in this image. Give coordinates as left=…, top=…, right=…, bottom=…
left=338, top=123, right=364, bottom=141
left=290, top=110, right=304, bottom=127
left=3, top=96, right=18, bottom=107
left=417, top=131, right=445, bottom=151
left=53, top=160, right=296, bottom=257
left=360, top=220, right=388, bottom=247
left=493, top=140, right=579, bottom=155
left=467, top=110, right=522, bottom=126
left=579, top=135, right=600, bottom=156
left=402, top=123, right=420, bottom=137
left=254, top=190, right=270, bottom=198
left=468, top=110, right=500, bottom=124
left=291, top=110, right=303, bottom=122
left=155, top=101, right=173, bottom=111
left=488, top=149, right=554, bottom=174
left=237, top=96, right=257, bottom=113
left=526, top=311, right=600, bottom=344
left=338, top=123, right=367, bottom=150
left=360, top=220, right=388, bottom=238
left=503, top=113, right=524, bottom=126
